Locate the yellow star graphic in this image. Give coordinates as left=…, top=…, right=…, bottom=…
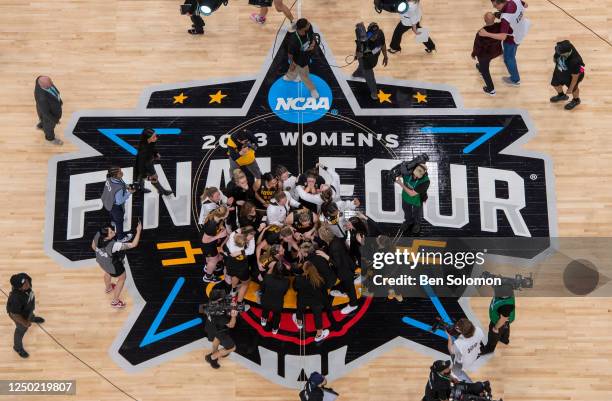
left=413, top=92, right=428, bottom=103
left=173, top=92, right=188, bottom=104
left=209, top=90, right=227, bottom=104
left=377, top=89, right=392, bottom=104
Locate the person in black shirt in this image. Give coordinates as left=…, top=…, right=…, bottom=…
left=293, top=261, right=330, bottom=342
left=134, top=128, right=173, bottom=195
left=284, top=18, right=319, bottom=99
left=34, top=76, right=63, bottom=145
left=6, top=273, right=44, bottom=358
left=184, top=0, right=205, bottom=35
left=203, top=287, right=238, bottom=369
left=299, top=372, right=329, bottom=401
left=202, top=206, right=229, bottom=283
left=260, top=262, right=289, bottom=334
left=286, top=208, right=318, bottom=241
left=224, top=169, right=257, bottom=230
left=353, top=22, right=389, bottom=100
left=254, top=172, right=279, bottom=209
left=422, top=360, right=453, bottom=401
left=549, top=40, right=585, bottom=110
left=238, top=201, right=265, bottom=233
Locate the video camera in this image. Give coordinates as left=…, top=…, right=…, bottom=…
left=450, top=381, right=502, bottom=401
left=200, top=295, right=249, bottom=317
left=387, top=153, right=429, bottom=185
left=481, top=271, right=534, bottom=291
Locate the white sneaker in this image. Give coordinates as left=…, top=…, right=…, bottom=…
left=330, top=290, right=347, bottom=298
left=261, top=317, right=267, bottom=327
left=272, top=328, right=278, bottom=335
left=310, top=90, right=320, bottom=99
left=314, top=329, right=330, bottom=342
left=118, top=233, right=133, bottom=243
left=341, top=304, right=358, bottom=315
left=292, top=313, right=303, bottom=329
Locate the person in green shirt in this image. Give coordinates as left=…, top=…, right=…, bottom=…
left=395, top=163, right=430, bottom=235
left=480, top=283, right=515, bottom=355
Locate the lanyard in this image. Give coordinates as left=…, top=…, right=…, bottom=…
left=295, top=31, right=310, bottom=49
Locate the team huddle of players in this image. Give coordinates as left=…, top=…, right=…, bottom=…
left=199, top=129, right=367, bottom=342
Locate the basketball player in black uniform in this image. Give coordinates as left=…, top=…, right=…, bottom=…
left=202, top=207, right=229, bottom=283
left=253, top=172, right=279, bottom=209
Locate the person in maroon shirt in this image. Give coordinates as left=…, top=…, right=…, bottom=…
left=479, top=0, right=528, bottom=86
left=472, top=12, right=503, bottom=95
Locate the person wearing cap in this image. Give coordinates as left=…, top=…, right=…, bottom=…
left=34, top=75, right=63, bottom=145
left=352, top=22, right=389, bottom=101
left=92, top=221, right=142, bottom=308
left=480, top=283, right=515, bottom=355
left=422, top=360, right=453, bottom=401
left=549, top=40, right=585, bottom=110
left=395, top=163, right=429, bottom=235
left=471, top=12, right=503, bottom=96
left=101, top=166, right=136, bottom=242
left=134, top=128, right=173, bottom=196
left=299, top=372, right=328, bottom=401
left=6, top=273, right=44, bottom=358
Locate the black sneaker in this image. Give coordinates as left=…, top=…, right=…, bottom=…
left=31, top=316, right=45, bottom=324
left=411, top=223, right=421, bottom=234
left=564, top=98, right=581, bottom=110
left=205, top=353, right=220, bottom=369
left=188, top=29, right=204, bottom=35
left=424, top=47, right=436, bottom=54
left=13, top=347, right=29, bottom=358
left=203, top=273, right=221, bottom=283
left=36, top=122, right=43, bottom=130
left=550, top=93, right=569, bottom=103
left=388, top=48, right=400, bottom=54
left=483, top=86, right=496, bottom=96
left=475, top=63, right=481, bottom=72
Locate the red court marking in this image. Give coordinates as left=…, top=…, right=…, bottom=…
left=241, top=296, right=373, bottom=345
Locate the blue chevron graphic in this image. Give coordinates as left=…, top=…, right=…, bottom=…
left=98, top=128, right=181, bottom=155
left=420, top=126, right=504, bottom=154
left=139, top=277, right=202, bottom=347
left=401, top=285, right=456, bottom=339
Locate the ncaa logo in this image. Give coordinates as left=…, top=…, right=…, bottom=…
left=267, top=74, right=332, bottom=123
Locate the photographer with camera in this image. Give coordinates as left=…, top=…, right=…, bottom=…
left=203, top=287, right=238, bottom=369
left=353, top=22, right=389, bottom=101
left=92, top=221, right=142, bottom=309
left=134, top=128, right=173, bottom=196
left=299, top=372, right=339, bottom=401
left=182, top=0, right=206, bottom=35
left=480, top=283, right=515, bottom=355
left=447, top=318, right=485, bottom=382
left=422, top=360, right=495, bottom=401
left=284, top=18, right=319, bottom=99
left=394, top=160, right=429, bottom=235
left=101, top=166, right=136, bottom=242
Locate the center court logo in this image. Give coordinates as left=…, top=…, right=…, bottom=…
left=267, top=73, right=332, bottom=123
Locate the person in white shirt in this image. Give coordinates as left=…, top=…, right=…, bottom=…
left=388, top=0, right=436, bottom=54
left=295, top=164, right=360, bottom=214
left=198, top=187, right=232, bottom=225
left=224, top=227, right=256, bottom=304
left=273, top=164, right=299, bottom=201
left=446, top=318, right=485, bottom=383
left=266, top=191, right=300, bottom=226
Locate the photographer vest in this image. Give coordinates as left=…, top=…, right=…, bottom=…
left=401, top=175, right=429, bottom=206
left=489, top=296, right=516, bottom=324
left=501, top=0, right=530, bottom=44
left=93, top=232, right=125, bottom=276
left=101, top=178, right=127, bottom=211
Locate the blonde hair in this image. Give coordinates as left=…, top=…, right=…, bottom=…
left=302, top=261, right=324, bottom=288
left=279, top=225, right=293, bottom=238
left=205, top=205, right=227, bottom=224
left=318, top=224, right=335, bottom=244
left=200, top=187, right=219, bottom=202
left=232, top=168, right=246, bottom=183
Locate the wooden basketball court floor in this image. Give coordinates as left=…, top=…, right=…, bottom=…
left=1, top=0, right=611, bottom=400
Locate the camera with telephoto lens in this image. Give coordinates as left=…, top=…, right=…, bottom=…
left=450, top=381, right=502, bottom=401
left=430, top=317, right=459, bottom=336
left=481, top=271, right=534, bottom=291
left=201, top=295, right=249, bottom=317
left=387, top=153, right=429, bottom=185
left=127, top=182, right=141, bottom=192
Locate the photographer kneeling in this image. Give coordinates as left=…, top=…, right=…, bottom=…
left=202, top=287, right=238, bottom=369
left=353, top=22, right=389, bottom=101
left=394, top=162, right=429, bottom=235
left=422, top=360, right=493, bottom=401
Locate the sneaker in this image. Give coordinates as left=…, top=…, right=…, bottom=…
left=370, top=93, right=378, bottom=100
left=13, top=347, right=29, bottom=358
left=550, top=93, right=569, bottom=103
left=387, top=48, right=400, bottom=54
left=205, top=353, right=221, bottom=369
left=188, top=29, right=204, bottom=35
left=330, top=290, right=347, bottom=298
left=36, top=122, right=43, bottom=130
left=118, top=233, right=133, bottom=243
left=272, top=328, right=278, bottom=335
left=424, top=47, right=436, bottom=53
left=250, top=13, right=265, bottom=24
left=502, top=76, right=520, bottom=86
left=31, top=316, right=45, bottom=324
left=475, top=63, right=481, bottom=73
left=203, top=273, right=222, bottom=283
left=341, top=304, right=358, bottom=315
left=292, top=313, right=303, bottom=329
left=105, top=283, right=116, bottom=294
left=310, top=90, right=320, bottom=100
left=483, top=87, right=496, bottom=96
left=50, top=138, right=63, bottom=145
left=261, top=317, right=267, bottom=327
left=314, top=329, right=330, bottom=342
left=564, top=98, right=581, bottom=110
left=111, top=300, right=126, bottom=309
